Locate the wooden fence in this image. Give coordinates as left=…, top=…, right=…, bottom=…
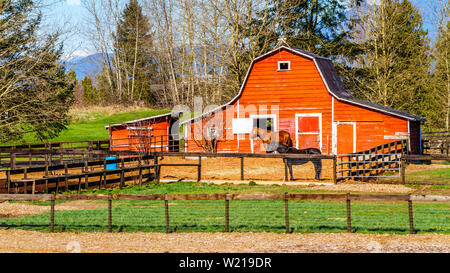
left=0, top=193, right=448, bottom=234
left=0, top=140, right=109, bottom=169
left=422, top=131, right=449, bottom=155
left=2, top=152, right=336, bottom=194
left=337, top=140, right=408, bottom=180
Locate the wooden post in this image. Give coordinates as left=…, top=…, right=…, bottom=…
left=408, top=200, right=414, bottom=234
left=64, top=164, right=69, bottom=191
left=108, top=194, right=112, bottom=233
left=225, top=196, right=229, bottom=233
left=50, top=195, right=55, bottom=232
left=6, top=170, right=10, bottom=194
left=197, top=156, right=202, bottom=182
left=10, top=149, right=16, bottom=170
left=164, top=195, right=170, bottom=233
left=285, top=192, right=289, bottom=234
left=333, top=156, right=337, bottom=184
left=84, top=174, right=89, bottom=190
left=77, top=177, right=82, bottom=194
left=44, top=165, right=49, bottom=193
left=283, top=158, right=288, bottom=182
left=154, top=155, right=159, bottom=183
left=138, top=165, right=143, bottom=186
left=55, top=177, right=59, bottom=194
left=24, top=167, right=27, bottom=179
left=401, top=157, right=406, bottom=184
left=120, top=169, right=124, bottom=189
left=346, top=193, right=352, bottom=233
left=240, top=157, right=244, bottom=181
left=28, top=144, right=32, bottom=167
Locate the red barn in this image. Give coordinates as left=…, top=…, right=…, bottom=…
left=181, top=46, right=424, bottom=155
left=107, top=112, right=182, bottom=152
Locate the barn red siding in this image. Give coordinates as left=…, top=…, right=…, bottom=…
left=184, top=48, right=421, bottom=154
left=110, top=118, right=171, bottom=152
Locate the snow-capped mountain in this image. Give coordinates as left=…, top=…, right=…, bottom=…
left=62, top=51, right=107, bottom=80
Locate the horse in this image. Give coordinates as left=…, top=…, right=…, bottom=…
left=250, top=127, right=293, bottom=151
left=266, top=142, right=322, bottom=181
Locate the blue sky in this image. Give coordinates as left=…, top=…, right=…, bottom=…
left=45, top=0, right=442, bottom=58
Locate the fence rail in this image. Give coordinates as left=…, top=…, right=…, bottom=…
left=0, top=193, right=448, bottom=234
left=422, top=131, right=450, bottom=155
left=0, top=140, right=110, bottom=169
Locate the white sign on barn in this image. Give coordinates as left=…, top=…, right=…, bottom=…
left=232, top=118, right=253, bottom=134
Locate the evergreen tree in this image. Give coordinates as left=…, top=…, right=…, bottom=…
left=81, top=76, right=97, bottom=104
left=429, top=21, right=449, bottom=130
left=262, top=0, right=355, bottom=56
left=343, top=0, right=430, bottom=115
left=114, top=0, right=155, bottom=104
left=0, top=0, right=75, bottom=141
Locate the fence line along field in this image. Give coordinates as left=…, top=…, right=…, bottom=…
left=1, top=193, right=448, bottom=235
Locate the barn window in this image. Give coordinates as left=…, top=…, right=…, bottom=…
left=253, top=117, right=273, bottom=131
left=278, top=61, right=290, bottom=71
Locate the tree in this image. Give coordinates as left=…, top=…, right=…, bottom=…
left=429, top=21, right=449, bottom=130
left=261, top=0, right=354, bottom=56
left=0, top=0, right=75, bottom=141
left=81, top=76, right=97, bottom=103
left=114, top=0, right=155, bottom=103
left=343, top=0, right=430, bottom=115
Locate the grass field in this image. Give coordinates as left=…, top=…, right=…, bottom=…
left=21, top=106, right=170, bottom=143
left=1, top=182, right=449, bottom=234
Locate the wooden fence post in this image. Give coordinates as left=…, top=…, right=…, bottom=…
left=164, top=194, right=170, bottom=233
left=10, top=145, right=16, bottom=170
left=285, top=192, right=289, bottom=234
left=197, top=156, right=202, bottom=182
left=50, top=194, right=55, bottom=232
left=240, top=157, right=244, bottom=181
left=120, top=159, right=125, bottom=189
left=6, top=170, right=10, bottom=194
left=333, top=156, right=337, bottom=184
left=408, top=199, right=414, bottom=234
left=225, top=194, right=230, bottom=232
left=346, top=193, right=352, bottom=233
left=138, top=164, right=143, bottom=186
left=401, top=157, right=406, bottom=184
left=44, top=165, right=49, bottom=193
left=28, top=144, right=32, bottom=167
left=283, top=158, right=288, bottom=182
left=64, top=164, right=69, bottom=191
left=108, top=194, right=112, bottom=233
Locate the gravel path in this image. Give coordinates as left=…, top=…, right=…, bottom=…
left=0, top=230, right=447, bottom=253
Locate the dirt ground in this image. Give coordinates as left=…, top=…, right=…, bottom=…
left=159, top=156, right=334, bottom=182
left=0, top=229, right=447, bottom=253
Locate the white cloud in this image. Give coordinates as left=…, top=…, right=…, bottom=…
left=66, top=0, right=81, bottom=6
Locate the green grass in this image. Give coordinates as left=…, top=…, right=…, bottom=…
left=3, top=182, right=449, bottom=234
left=379, top=167, right=450, bottom=185
left=2, top=199, right=448, bottom=234
left=406, top=168, right=450, bottom=184
left=20, top=108, right=170, bottom=143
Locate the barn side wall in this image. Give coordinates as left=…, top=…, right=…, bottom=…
left=110, top=119, right=171, bottom=151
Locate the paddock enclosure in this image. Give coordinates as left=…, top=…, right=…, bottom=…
left=180, top=46, right=424, bottom=155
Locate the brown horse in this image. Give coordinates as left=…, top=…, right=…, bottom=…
left=250, top=127, right=293, bottom=150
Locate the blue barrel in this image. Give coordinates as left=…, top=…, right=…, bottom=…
left=105, top=156, right=117, bottom=170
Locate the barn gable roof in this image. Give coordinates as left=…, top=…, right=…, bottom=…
left=181, top=46, right=425, bottom=124
left=106, top=111, right=182, bottom=130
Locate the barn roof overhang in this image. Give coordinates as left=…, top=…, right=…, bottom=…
left=180, top=46, right=425, bottom=125
left=106, top=111, right=183, bottom=130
